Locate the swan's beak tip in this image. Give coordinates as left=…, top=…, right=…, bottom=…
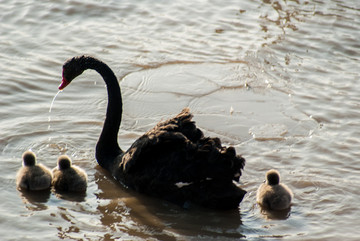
left=59, top=78, right=70, bottom=90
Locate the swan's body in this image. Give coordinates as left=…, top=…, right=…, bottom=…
left=16, top=151, right=52, bottom=191
left=59, top=55, right=246, bottom=209
left=256, top=169, right=293, bottom=210
left=52, top=155, right=88, bottom=192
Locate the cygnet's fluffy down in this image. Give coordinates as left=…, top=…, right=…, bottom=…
left=256, top=169, right=293, bottom=210
left=16, top=151, right=53, bottom=191
left=52, top=155, right=88, bottom=192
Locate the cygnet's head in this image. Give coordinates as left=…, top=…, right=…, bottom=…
left=57, top=155, right=72, bottom=170
left=266, top=169, right=280, bottom=185
left=22, top=151, right=36, bottom=166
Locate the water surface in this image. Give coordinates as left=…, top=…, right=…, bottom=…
left=0, top=0, right=359, bottom=240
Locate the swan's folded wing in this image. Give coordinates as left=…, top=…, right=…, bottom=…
left=121, top=130, right=193, bottom=175
left=149, top=107, right=203, bottom=142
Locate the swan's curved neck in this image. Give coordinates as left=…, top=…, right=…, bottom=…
left=85, top=58, right=123, bottom=169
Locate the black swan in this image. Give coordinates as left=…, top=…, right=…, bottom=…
left=59, top=55, right=246, bottom=209
left=16, top=151, right=52, bottom=191
left=52, top=155, right=88, bottom=192
left=256, top=169, right=293, bottom=210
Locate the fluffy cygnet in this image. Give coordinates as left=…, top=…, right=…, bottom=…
left=16, top=151, right=52, bottom=191
left=52, top=155, right=88, bottom=192
left=256, top=169, right=293, bottom=210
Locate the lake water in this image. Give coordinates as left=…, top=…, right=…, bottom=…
left=1, top=0, right=359, bottom=240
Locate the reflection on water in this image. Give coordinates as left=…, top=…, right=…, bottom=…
left=94, top=169, right=245, bottom=240
left=258, top=205, right=291, bottom=220
left=53, top=190, right=87, bottom=202
left=18, top=189, right=51, bottom=211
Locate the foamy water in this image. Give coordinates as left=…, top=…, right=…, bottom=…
left=0, top=0, right=359, bottom=240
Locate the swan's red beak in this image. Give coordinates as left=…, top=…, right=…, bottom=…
left=59, top=78, right=70, bottom=90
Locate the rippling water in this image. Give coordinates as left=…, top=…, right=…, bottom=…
left=1, top=0, right=359, bottom=240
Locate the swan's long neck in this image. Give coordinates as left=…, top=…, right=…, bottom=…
left=85, top=58, right=123, bottom=170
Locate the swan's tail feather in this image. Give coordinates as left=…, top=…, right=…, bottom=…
left=189, top=136, right=245, bottom=186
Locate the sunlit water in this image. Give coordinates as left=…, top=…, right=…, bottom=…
left=0, top=0, right=359, bottom=240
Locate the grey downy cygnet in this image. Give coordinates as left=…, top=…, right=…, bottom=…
left=16, top=151, right=52, bottom=191
left=52, top=155, right=88, bottom=193
left=256, top=169, right=293, bottom=210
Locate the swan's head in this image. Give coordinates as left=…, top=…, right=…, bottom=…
left=59, top=56, right=88, bottom=90
left=265, top=169, right=280, bottom=186
left=22, top=150, right=36, bottom=166
left=57, top=155, right=72, bottom=170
